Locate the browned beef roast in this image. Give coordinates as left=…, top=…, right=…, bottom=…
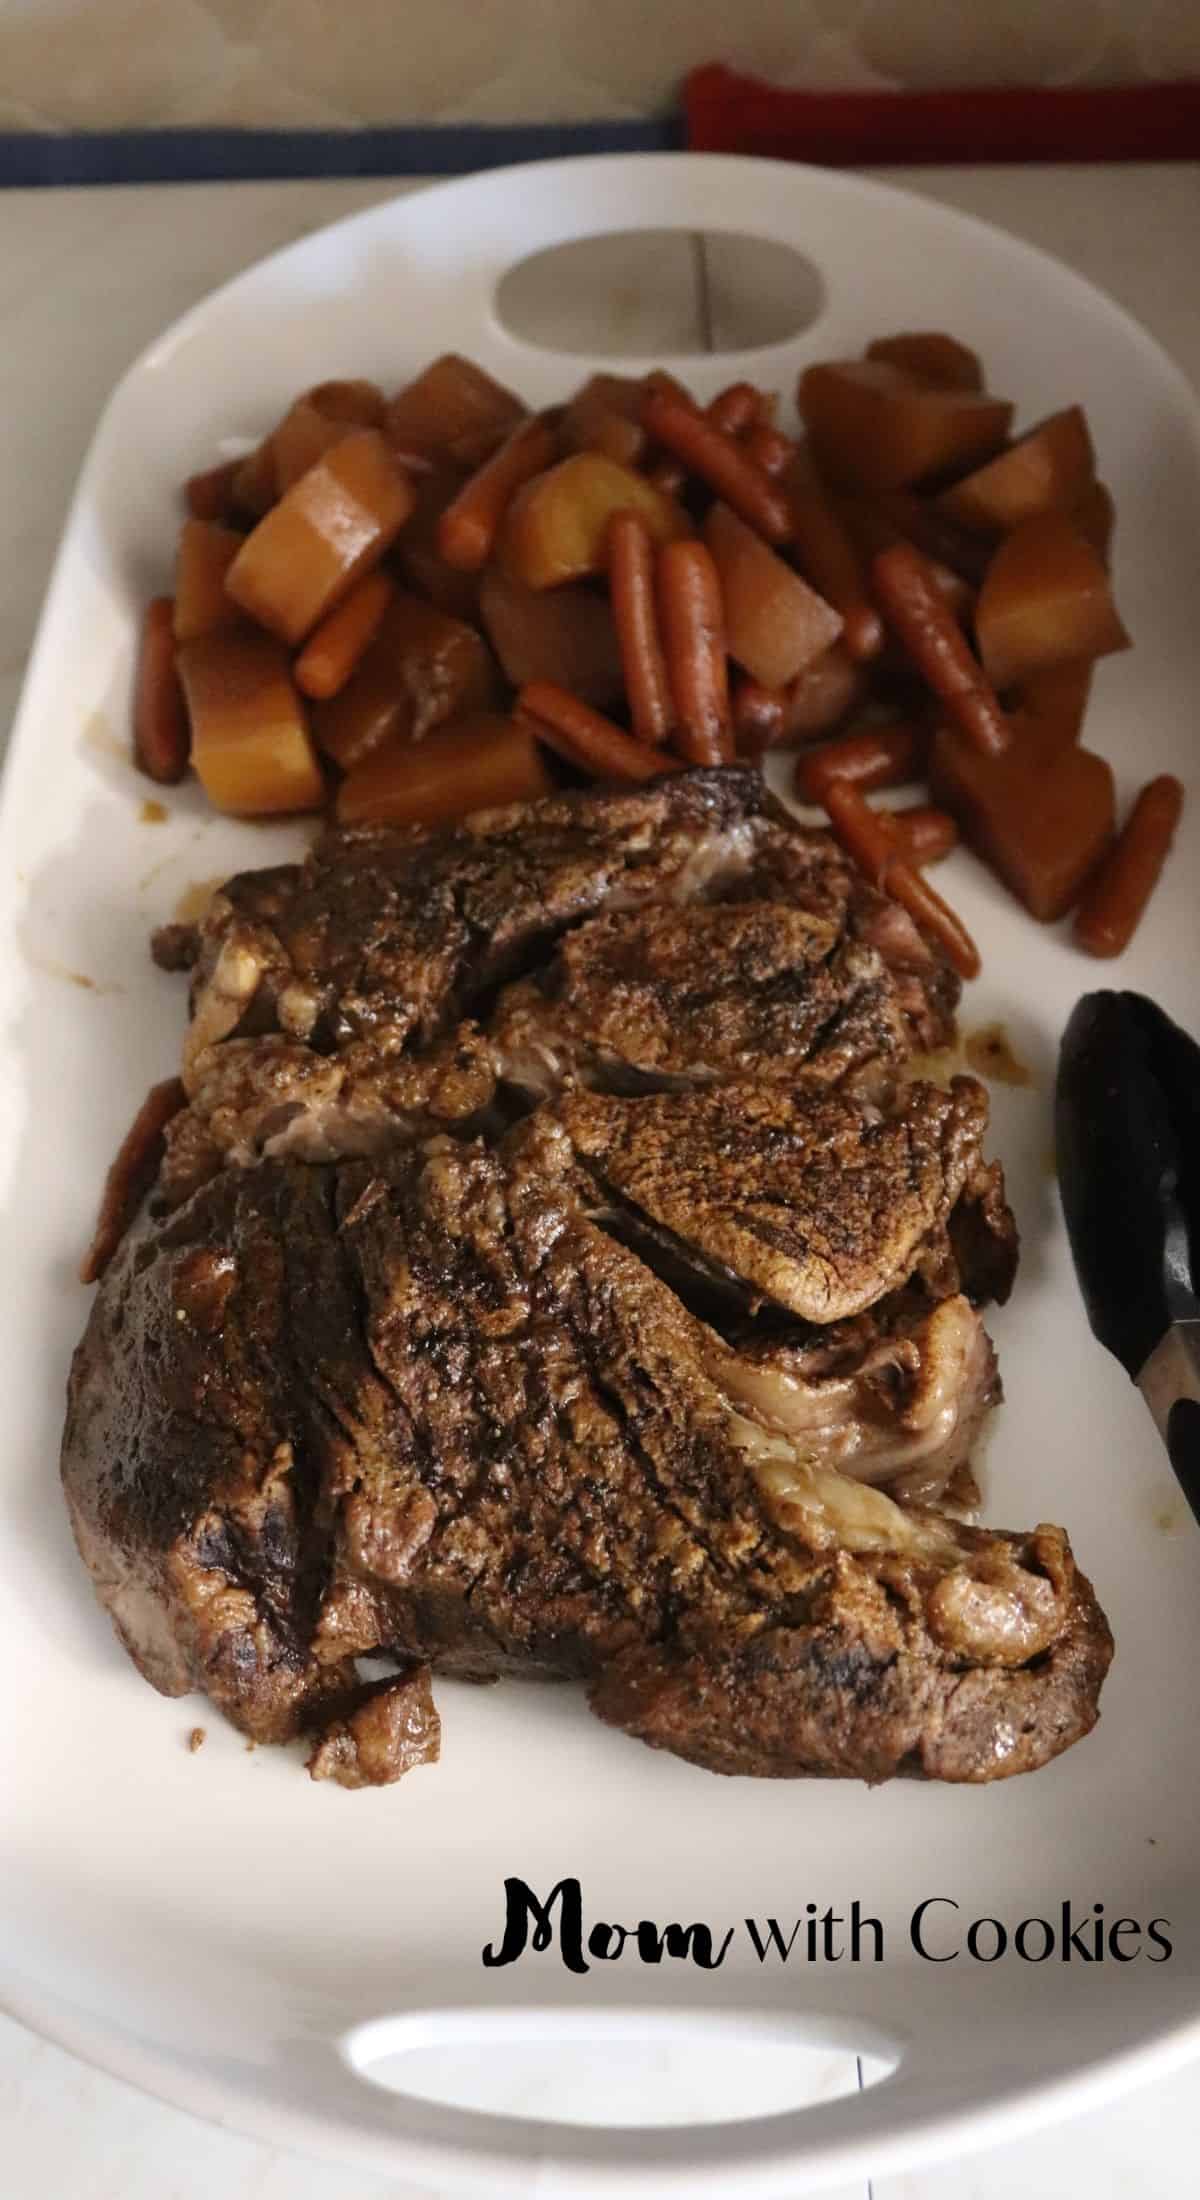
left=159, top=1028, right=498, bottom=1207
left=155, top=769, right=956, bottom=1201
left=64, top=767, right=1110, bottom=1784
left=62, top=1134, right=1110, bottom=1784
left=550, top=1076, right=1016, bottom=1324
left=490, top=900, right=907, bottom=1100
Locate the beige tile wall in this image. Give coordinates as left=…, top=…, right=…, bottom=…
left=0, top=0, right=1195, bottom=131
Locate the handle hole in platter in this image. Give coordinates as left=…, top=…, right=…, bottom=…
left=494, top=230, right=825, bottom=359
left=342, top=2008, right=898, bottom=2130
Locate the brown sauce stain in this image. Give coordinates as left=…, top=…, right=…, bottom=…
left=25, top=951, right=123, bottom=995
left=173, top=875, right=225, bottom=925
left=140, top=799, right=168, bottom=825
left=83, top=709, right=125, bottom=763
left=964, top=1022, right=1033, bottom=1088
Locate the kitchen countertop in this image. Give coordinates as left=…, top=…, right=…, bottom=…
left=3, top=158, right=1198, bottom=2200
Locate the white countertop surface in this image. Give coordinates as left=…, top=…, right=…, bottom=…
left=3, top=158, right=1198, bottom=2200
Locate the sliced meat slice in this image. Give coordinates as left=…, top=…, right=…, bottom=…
left=179, top=768, right=802, bottom=1080
left=738, top=827, right=961, bottom=1057
left=62, top=1140, right=1111, bottom=1784
left=162, top=769, right=886, bottom=1194
left=172, top=768, right=959, bottom=1147
left=491, top=900, right=906, bottom=1100
left=159, top=1025, right=497, bottom=1205
left=551, top=1074, right=1002, bottom=1325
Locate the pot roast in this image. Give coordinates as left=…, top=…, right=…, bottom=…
left=62, top=768, right=1112, bottom=1785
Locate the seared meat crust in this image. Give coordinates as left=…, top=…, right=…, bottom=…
left=492, top=901, right=906, bottom=1099
left=552, top=1076, right=1012, bottom=1323
left=65, top=768, right=1106, bottom=1785
left=162, top=769, right=957, bottom=1194
left=62, top=1145, right=1109, bottom=1782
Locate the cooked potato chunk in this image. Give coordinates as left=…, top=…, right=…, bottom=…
left=974, top=512, right=1129, bottom=688
left=937, top=407, right=1095, bottom=535
left=312, top=591, right=497, bottom=772
left=337, top=713, right=552, bottom=827
left=560, top=373, right=648, bottom=468
left=392, top=459, right=481, bottom=620
left=383, top=354, right=525, bottom=467
left=226, top=430, right=416, bottom=645
left=270, top=400, right=350, bottom=496
left=305, top=378, right=385, bottom=427
left=865, top=333, right=983, bottom=391
left=173, top=520, right=244, bottom=643
left=499, top=453, right=688, bottom=591
left=797, top=361, right=1012, bottom=492
left=1009, top=661, right=1093, bottom=760
left=241, top=381, right=386, bottom=501
left=479, top=567, right=623, bottom=709
left=1072, top=478, right=1115, bottom=564
left=177, top=631, right=325, bottom=815
left=704, top=502, right=842, bottom=688
left=931, top=724, right=1114, bottom=921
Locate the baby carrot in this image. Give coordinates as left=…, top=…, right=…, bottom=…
left=872, top=540, right=1009, bottom=758
left=438, top=412, right=559, bottom=572
left=656, top=539, right=733, bottom=766
left=641, top=389, right=792, bottom=544
left=1073, top=775, right=1184, bottom=957
left=823, top=780, right=980, bottom=979
left=133, top=598, right=190, bottom=784
left=517, top=682, right=677, bottom=784
left=607, top=512, right=673, bottom=745
left=294, top=571, right=394, bottom=700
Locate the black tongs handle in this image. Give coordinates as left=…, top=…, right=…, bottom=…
left=1167, top=1399, right=1200, bottom=1523
left=1056, top=991, right=1200, bottom=1381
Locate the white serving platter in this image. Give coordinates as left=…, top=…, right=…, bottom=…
left=1, top=153, right=1199, bottom=2197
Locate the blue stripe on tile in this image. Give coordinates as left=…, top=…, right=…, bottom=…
left=0, top=119, right=685, bottom=188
